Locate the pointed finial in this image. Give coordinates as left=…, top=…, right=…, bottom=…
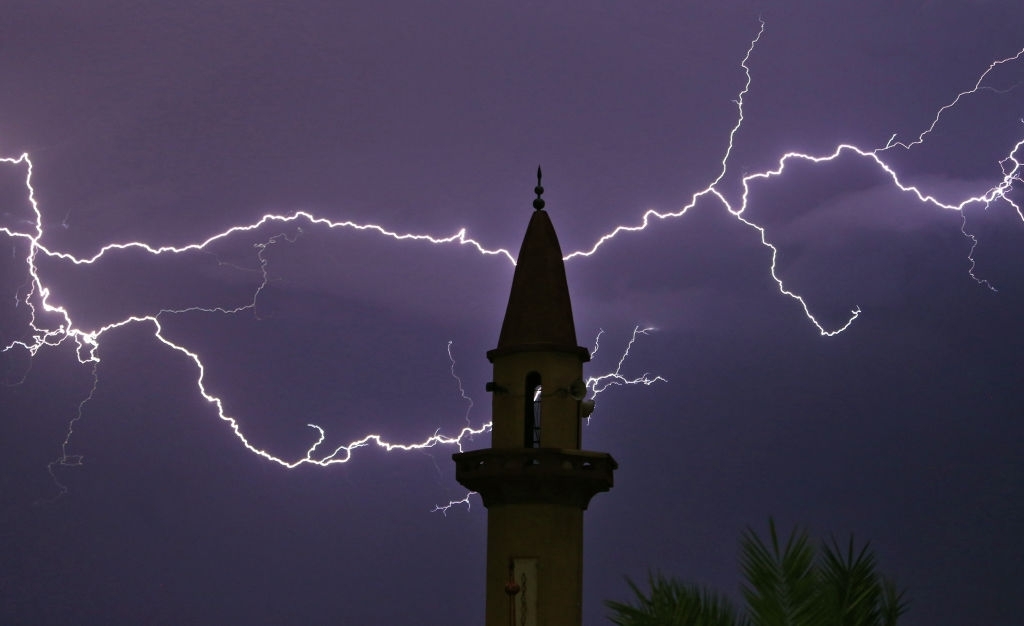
left=532, top=165, right=545, bottom=211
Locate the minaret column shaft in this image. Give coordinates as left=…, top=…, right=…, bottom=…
left=485, top=504, right=583, bottom=626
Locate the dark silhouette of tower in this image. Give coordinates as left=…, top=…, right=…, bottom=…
left=453, top=169, right=617, bottom=626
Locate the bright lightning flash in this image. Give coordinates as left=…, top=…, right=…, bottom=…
left=3, top=20, right=1022, bottom=499
left=0, top=152, right=660, bottom=495
left=433, top=331, right=663, bottom=515
left=565, top=22, right=1023, bottom=335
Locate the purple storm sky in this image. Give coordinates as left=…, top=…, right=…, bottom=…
left=2, top=3, right=1023, bottom=625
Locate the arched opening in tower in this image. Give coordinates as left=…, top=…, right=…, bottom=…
left=524, top=371, right=542, bottom=448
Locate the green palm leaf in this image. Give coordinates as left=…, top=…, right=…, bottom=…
left=739, top=519, right=823, bottom=626
left=879, top=576, right=908, bottom=626
left=819, top=534, right=882, bottom=626
left=607, top=572, right=746, bottom=626
left=607, top=520, right=908, bottom=626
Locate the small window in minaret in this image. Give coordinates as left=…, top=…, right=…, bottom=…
left=524, top=372, right=542, bottom=448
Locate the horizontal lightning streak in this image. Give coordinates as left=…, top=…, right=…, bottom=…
left=1, top=146, right=660, bottom=483
left=3, top=21, right=1022, bottom=490
left=35, top=210, right=516, bottom=267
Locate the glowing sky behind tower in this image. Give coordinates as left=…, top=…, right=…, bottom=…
left=2, top=3, right=1023, bottom=625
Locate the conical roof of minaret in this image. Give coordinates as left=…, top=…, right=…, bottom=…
left=488, top=169, right=590, bottom=362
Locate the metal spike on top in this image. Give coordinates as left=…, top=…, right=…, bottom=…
left=532, top=165, right=545, bottom=211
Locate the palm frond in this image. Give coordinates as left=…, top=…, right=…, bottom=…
left=607, top=572, right=746, bottom=626
left=608, top=521, right=908, bottom=626
left=819, top=534, right=882, bottom=626
left=879, top=576, right=909, bottom=626
left=740, top=519, right=823, bottom=626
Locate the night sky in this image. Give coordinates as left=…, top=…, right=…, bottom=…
left=2, top=3, right=1023, bottom=625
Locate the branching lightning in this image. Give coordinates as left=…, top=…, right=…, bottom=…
left=563, top=21, right=1023, bottom=334
left=882, top=46, right=1024, bottom=152
left=3, top=20, right=1022, bottom=499
left=433, top=329, right=662, bottom=515
left=448, top=341, right=475, bottom=426
left=0, top=152, right=659, bottom=488
left=587, top=327, right=667, bottom=398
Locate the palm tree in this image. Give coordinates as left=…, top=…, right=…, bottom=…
left=606, top=573, right=748, bottom=626
left=607, top=520, right=907, bottom=626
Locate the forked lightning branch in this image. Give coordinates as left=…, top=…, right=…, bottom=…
left=1, top=22, right=1021, bottom=498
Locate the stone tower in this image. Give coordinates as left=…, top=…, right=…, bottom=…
left=453, top=169, right=617, bottom=626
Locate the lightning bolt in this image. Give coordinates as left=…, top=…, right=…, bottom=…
left=1, top=157, right=660, bottom=492
left=587, top=327, right=667, bottom=399
left=3, top=19, right=1021, bottom=498
left=564, top=20, right=1023, bottom=334
left=432, top=328, right=663, bottom=515
left=883, top=46, right=1024, bottom=152
left=448, top=340, right=475, bottom=426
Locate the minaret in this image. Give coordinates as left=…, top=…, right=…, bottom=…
left=454, top=168, right=617, bottom=626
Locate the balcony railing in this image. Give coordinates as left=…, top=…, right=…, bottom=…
left=453, top=447, right=617, bottom=509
